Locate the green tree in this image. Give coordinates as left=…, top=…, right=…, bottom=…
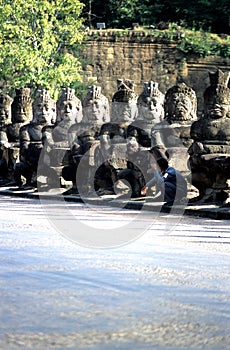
left=82, top=0, right=229, bottom=34
left=159, top=0, right=230, bottom=33
left=82, top=0, right=140, bottom=28
left=0, top=0, right=85, bottom=98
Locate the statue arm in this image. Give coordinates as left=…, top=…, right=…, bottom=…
left=0, top=129, right=10, bottom=148
left=190, top=120, right=203, bottom=141
left=68, top=128, right=77, bottom=148
left=103, top=102, right=111, bottom=123
left=42, top=126, right=54, bottom=147
left=151, top=128, right=164, bottom=147
left=19, top=126, right=30, bottom=161
left=69, top=134, right=82, bottom=161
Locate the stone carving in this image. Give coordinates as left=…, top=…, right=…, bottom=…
left=117, top=136, right=151, bottom=198
left=188, top=69, right=230, bottom=203
left=94, top=79, right=139, bottom=195
left=2, top=68, right=229, bottom=204
left=62, top=85, right=110, bottom=194
left=105, top=81, right=164, bottom=197
left=164, top=82, right=197, bottom=123
left=41, top=87, right=82, bottom=189
left=13, top=89, right=56, bottom=189
left=110, top=79, right=138, bottom=124
left=0, top=92, right=13, bottom=184
left=6, top=88, right=32, bottom=182
left=127, top=81, right=164, bottom=147
left=151, top=82, right=197, bottom=174
left=11, top=87, right=33, bottom=124
left=82, top=85, right=110, bottom=124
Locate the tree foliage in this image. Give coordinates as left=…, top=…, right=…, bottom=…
left=82, top=0, right=230, bottom=34
left=0, top=0, right=85, bottom=98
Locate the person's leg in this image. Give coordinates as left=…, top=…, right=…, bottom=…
left=164, top=182, right=176, bottom=205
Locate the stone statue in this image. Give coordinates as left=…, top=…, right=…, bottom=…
left=110, top=78, right=138, bottom=124
left=117, top=136, right=152, bottom=198
left=188, top=69, right=230, bottom=203
left=41, top=87, right=83, bottom=189
left=13, top=89, right=56, bottom=189
left=11, top=87, right=33, bottom=125
left=151, top=82, right=197, bottom=174
left=62, top=85, right=110, bottom=195
left=0, top=91, right=13, bottom=184
left=94, top=79, right=139, bottom=196
left=82, top=85, right=110, bottom=125
left=127, top=81, right=165, bottom=148
left=99, top=80, right=163, bottom=198
left=5, top=88, right=32, bottom=182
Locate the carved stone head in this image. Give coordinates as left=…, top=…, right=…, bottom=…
left=111, top=78, right=138, bottom=123
left=32, top=89, right=56, bottom=125
left=82, top=85, right=110, bottom=125
left=0, top=92, right=13, bottom=125
left=204, top=69, right=230, bottom=119
left=137, top=81, right=164, bottom=122
left=164, top=82, right=197, bottom=123
left=11, top=87, right=32, bottom=123
left=56, top=87, right=83, bottom=124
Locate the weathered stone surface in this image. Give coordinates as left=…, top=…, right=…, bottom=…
left=40, top=87, right=83, bottom=188
left=81, top=33, right=229, bottom=116
left=61, top=85, right=110, bottom=195
left=189, top=69, right=230, bottom=203
left=127, top=81, right=165, bottom=148
left=14, top=89, right=56, bottom=188
left=151, top=82, right=197, bottom=174
left=0, top=92, right=13, bottom=183
left=94, top=79, right=139, bottom=196
left=6, top=88, right=32, bottom=181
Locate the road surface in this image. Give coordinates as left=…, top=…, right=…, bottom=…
left=0, top=195, right=229, bottom=349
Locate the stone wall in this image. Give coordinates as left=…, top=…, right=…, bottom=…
left=81, top=31, right=230, bottom=115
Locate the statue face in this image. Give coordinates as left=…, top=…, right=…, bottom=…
left=166, top=92, right=193, bottom=120
left=0, top=95, right=12, bottom=123
left=205, top=96, right=230, bottom=119
left=33, top=101, right=55, bottom=125
left=138, top=97, right=164, bottom=122
left=83, top=98, right=108, bottom=124
left=112, top=101, right=138, bottom=123
left=0, top=103, right=10, bottom=122
left=12, top=89, right=32, bottom=123
left=58, top=100, right=83, bottom=124
left=13, top=104, right=30, bottom=123
left=12, top=97, right=32, bottom=123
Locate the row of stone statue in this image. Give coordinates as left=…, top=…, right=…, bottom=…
left=0, top=68, right=230, bottom=204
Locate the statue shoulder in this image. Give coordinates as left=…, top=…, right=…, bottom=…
left=190, top=119, right=204, bottom=140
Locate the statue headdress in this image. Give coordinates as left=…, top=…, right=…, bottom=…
left=137, top=81, right=164, bottom=106
left=83, top=85, right=104, bottom=106
left=204, top=69, right=230, bottom=108
left=11, top=87, right=32, bottom=123
left=112, top=79, right=137, bottom=103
